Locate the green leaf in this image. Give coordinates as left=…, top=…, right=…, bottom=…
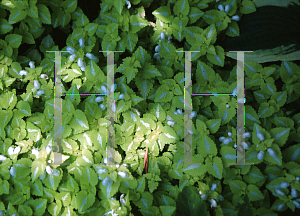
left=81, top=166, right=98, bottom=186
left=280, top=61, right=297, bottom=84
left=114, top=0, right=124, bottom=14
left=74, top=13, right=89, bottom=27
left=236, top=194, right=254, bottom=216
left=158, top=126, right=178, bottom=145
left=18, top=205, right=33, bottom=216
left=240, top=0, right=257, bottom=14
left=135, top=77, right=154, bottom=100
left=206, top=119, right=221, bottom=134
left=0, top=18, right=13, bottom=34
left=32, top=179, right=44, bottom=196
left=206, top=156, right=223, bottom=179
left=159, top=206, right=176, bottom=216
left=27, top=4, right=38, bottom=19
left=0, top=91, right=16, bottom=110
left=84, top=23, right=98, bottom=36
left=58, top=10, right=71, bottom=27
left=129, top=15, right=149, bottom=34
left=246, top=185, right=264, bottom=201
left=199, top=135, right=218, bottom=157
left=207, top=45, right=225, bottom=67
left=257, top=102, right=274, bottom=118
left=28, top=198, right=47, bottom=216
left=172, top=16, right=189, bottom=32
left=226, top=20, right=240, bottom=37
left=5, top=34, right=22, bottom=48
left=23, top=31, right=35, bottom=44
left=220, top=146, right=243, bottom=167
left=140, top=62, right=162, bottom=79
left=229, top=180, right=247, bottom=196
left=202, top=9, right=222, bottom=25
left=85, top=60, right=102, bottom=81
left=8, top=8, right=27, bottom=24
left=69, top=109, right=89, bottom=132
left=271, top=91, right=287, bottom=108
left=243, top=166, right=265, bottom=184
left=62, top=0, right=77, bottom=13
left=154, top=86, right=173, bottom=103
left=37, top=4, right=51, bottom=24
left=176, top=185, right=209, bottom=216
left=188, top=7, right=204, bottom=24
left=42, top=169, right=63, bottom=191
left=47, top=200, right=62, bottom=216
left=152, top=6, right=174, bottom=23
left=159, top=40, right=176, bottom=56
left=173, top=0, right=190, bottom=16
left=264, top=144, right=282, bottom=166
left=270, top=127, right=290, bottom=147
left=16, top=100, right=32, bottom=117
left=218, top=104, right=236, bottom=126
left=31, top=160, right=46, bottom=183
left=0, top=180, right=9, bottom=195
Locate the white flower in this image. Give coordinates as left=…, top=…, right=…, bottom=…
left=36, top=90, right=44, bottom=96
left=219, top=136, right=226, bottom=142
left=118, top=93, right=124, bottom=100
left=218, top=4, right=224, bottom=11
left=126, top=0, right=131, bottom=9
left=45, top=145, right=52, bottom=155
left=97, top=167, right=107, bottom=175
left=167, top=120, right=175, bottom=127
left=211, top=183, right=217, bottom=191
left=34, top=80, right=40, bottom=89
left=120, top=194, right=126, bottom=206
left=80, top=66, right=86, bottom=71
left=257, top=151, right=264, bottom=160
left=160, top=32, right=165, bottom=40
left=99, top=104, right=106, bottom=110
left=116, top=163, right=120, bottom=168
left=66, top=46, right=76, bottom=54
left=40, top=74, right=48, bottom=79
left=10, top=166, right=16, bottom=177
left=8, top=147, right=14, bottom=156
left=177, top=109, right=183, bottom=115
left=101, top=85, right=107, bottom=93
left=29, top=61, right=35, bottom=69
left=232, top=15, right=240, bottom=21
left=155, top=45, right=160, bottom=52
left=46, top=166, right=52, bottom=175
left=69, top=54, right=77, bottom=61
left=32, top=148, right=40, bottom=158
left=77, top=58, right=83, bottom=67
left=224, top=4, right=231, bottom=13
left=79, top=38, right=85, bottom=48
left=190, top=111, right=197, bottom=119
left=103, top=157, right=108, bottom=164
left=95, top=96, right=104, bottom=102
left=0, top=155, right=6, bottom=162
left=277, top=203, right=284, bottom=211
left=19, top=70, right=27, bottom=76
left=210, top=199, right=217, bottom=208
left=14, top=146, right=20, bottom=154
left=118, top=171, right=128, bottom=178
left=291, top=188, right=298, bottom=198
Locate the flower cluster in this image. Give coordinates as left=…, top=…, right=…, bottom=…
left=272, top=181, right=300, bottom=210
left=199, top=183, right=224, bottom=208
left=153, top=32, right=172, bottom=60
left=217, top=2, right=240, bottom=21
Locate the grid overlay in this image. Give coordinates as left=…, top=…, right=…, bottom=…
left=46, top=50, right=254, bottom=168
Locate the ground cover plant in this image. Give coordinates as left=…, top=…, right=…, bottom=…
left=0, top=0, right=300, bottom=215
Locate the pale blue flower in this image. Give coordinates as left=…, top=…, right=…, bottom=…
left=118, top=93, right=124, bottom=100
left=177, top=109, right=183, bottom=115
left=257, top=151, right=264, bottom=160
left=256, top=132, right=264, bottom=141
left=66, top=46, right=75, bottom=54
left=280, top=182, right=289, bottom=189
left=34, top=80, right=40, bottom=89
left=99, top=104, right=106, bottom=110
left=201, top=194, right=207, bottom=200
left=29, top=61, right=35, bottom=69
left=126, top=0, right=131, bottom=9
left=267, top=148, right=276, bottom=157
left=160, top=32, right=165, bottom=40
left=210, top=199, right=217, bottom=208
left=101, top=85, right=107, bottom=93
left=79, top=38, right=85, bottom=48
left=224, top=4, right=231, bottom=13
left=275, top=189, right=285, bottom=196
left=291, top=188, right=298, bottom=198
left=211, top=183, right=217, bottom=191
left=232, top=15, right=240, bottom=21
left=292, top=200, right=300, bottom=209
left=228, top=132, right=232, bottom=137
left=218, top=4, right=224, bottom=11
left=10, top=166, right=16, bottom=177
left=69, top=54, right=77, bottom=61
left=36, top=90, right=44, bottom=96
left=19, top=70, right=27, bottom=76
left=77, top=58, right=83, bottom=67
left=296, top=177, right=300, bottom=181
left=219, top=136, right=226, bottom=142
left=155, top=45, right=160, bottom=52
left=118, top=171, right=128, bottom=178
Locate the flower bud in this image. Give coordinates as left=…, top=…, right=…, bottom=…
left=77, top=58, right=83, bottom=67
left=224, top=4, right=231, bottom=13
left=160, top=32, right=165, bottom=40
left=226, top=104, right=230, bottom=108
left=228, top=132, right=232, bottom=137
left=219, top=136, right=226, bottom=142
left=291, top=188, right=298, bottom=198
left=280, top=182, right=289, bottom=189
left=29, top=61, right=35, bottom=69
left=101, top=85, right=107, bottom=93
left=257, top=151, right=264, bottom=160
left=277, top=203, right=284, bottom=211
left=218, top=4, right=224, bottom=11
left=155, top=45, right=160, bottom=52
left=36, top=90, right=44, bottom=96
left=232, top=15, right=240, bottom=21
left=34, top=80, right=40, bottom=89
left=211, top=183, right=217, bottom=191
left=95, top=96, right=104, bottom=102
left=66, top=46, right=75, bottom=54
left=118, top=93, right=125, bottom=100
left=40, top=74, right=48, bottom=79
left=19, top=70, right=27, bottom=76
left=210, top=199, right=217, bottom=208
left=69, top=54, right=77, bottom=61
left=79, top=38, right=84, bottom=48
